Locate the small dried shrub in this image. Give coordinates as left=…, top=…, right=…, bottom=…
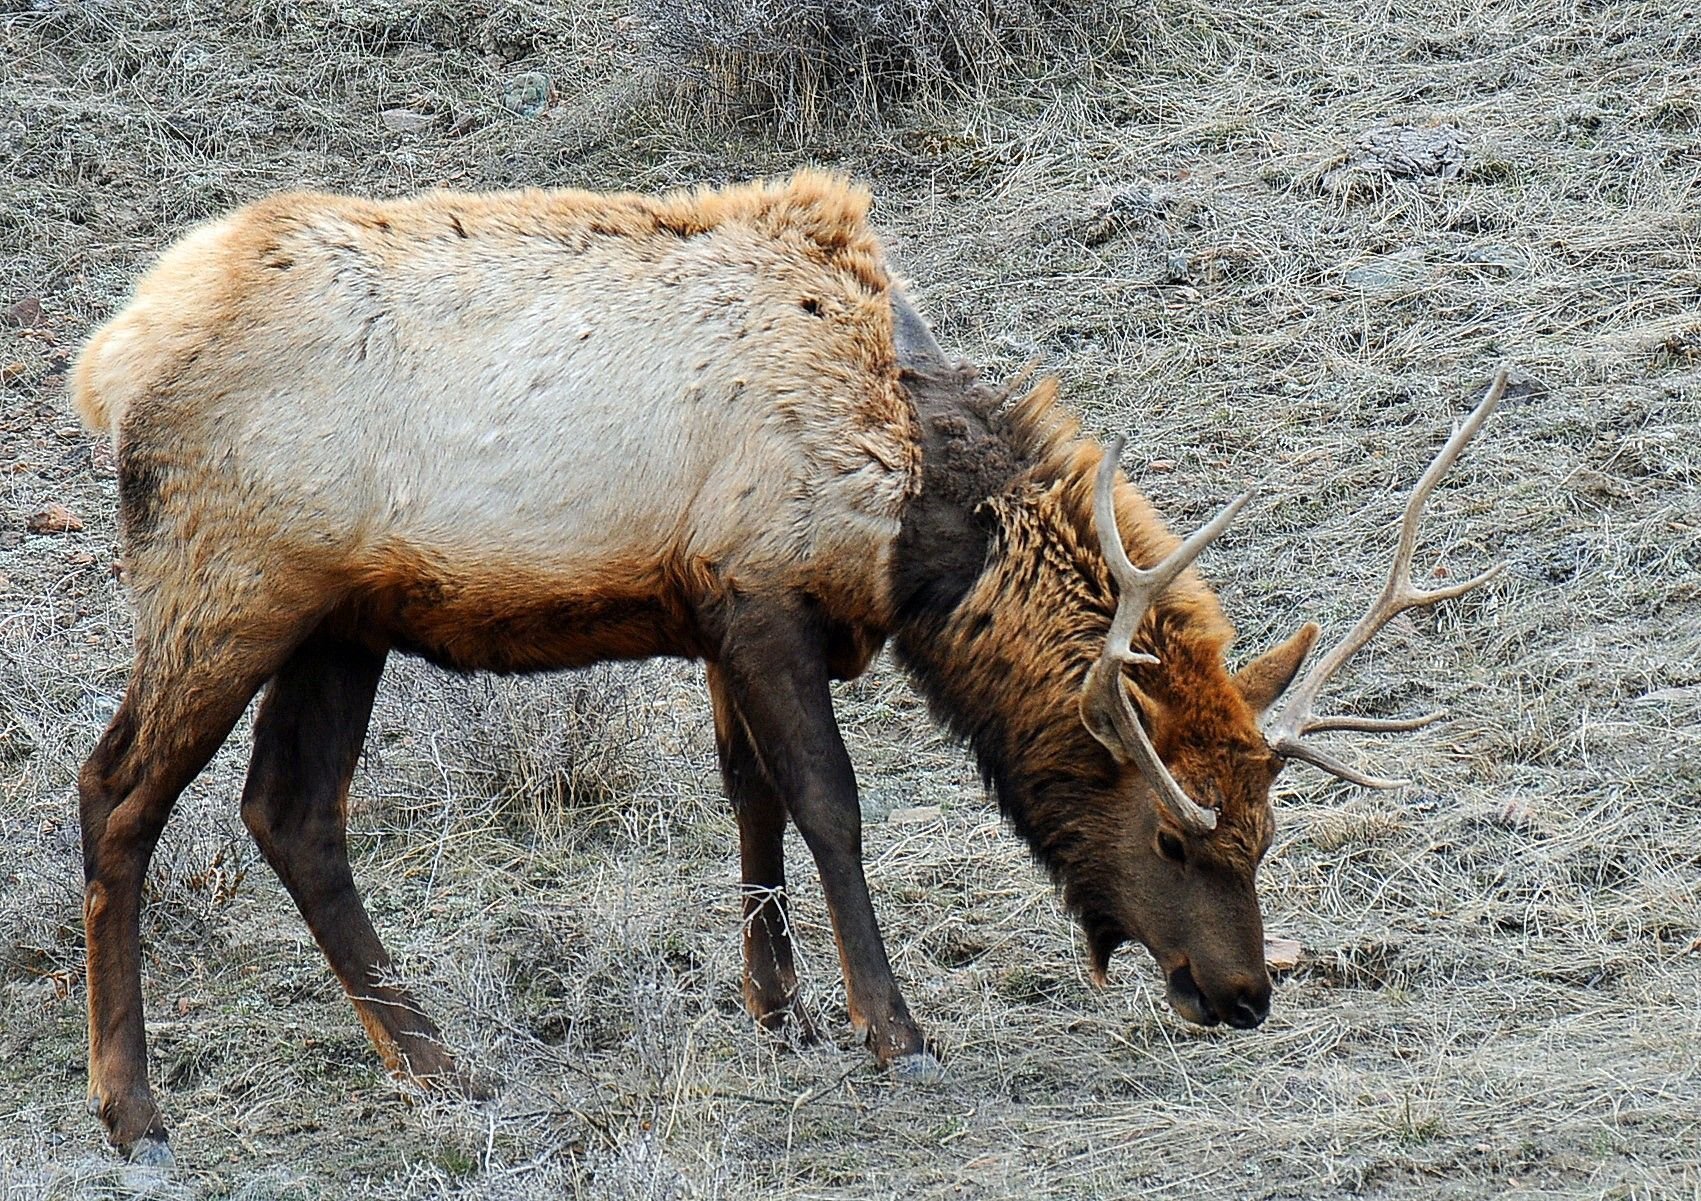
left=632, top=0, right=1142, bottom=133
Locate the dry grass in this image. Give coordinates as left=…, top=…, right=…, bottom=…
left=2, top=0, right=1699, bottom=1197
left=629, top=0, right=1140, bottom=137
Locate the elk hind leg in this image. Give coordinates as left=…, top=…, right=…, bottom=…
left=81, top=639, right=290, bottom=1164
left=239, top=633, right=486, bottom=1097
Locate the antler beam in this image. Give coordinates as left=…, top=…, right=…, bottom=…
left=1082, top=437, right=1251, bottom=834
left=1262, top=368, right=1510, bottom=786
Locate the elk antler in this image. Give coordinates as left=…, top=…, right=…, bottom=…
left=1262, top=369, right=1510, bottom=787
left=1083, top=439, right=1251, bottom=834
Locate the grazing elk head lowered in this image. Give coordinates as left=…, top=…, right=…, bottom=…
left=892, top=357, right=1508, bottom=1032
left=1070, top=375, right=1505, bottom=1027
left=70, top=169, right=1505, bottom=1167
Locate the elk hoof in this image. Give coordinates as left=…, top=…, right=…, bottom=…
left=126, top=1136, right=175, bottom=1169
left=888, top=1051, right=944, bottom=1085
left=397, top=1049, right=497, bottom=1102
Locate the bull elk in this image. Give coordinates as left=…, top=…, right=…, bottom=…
left=70, top=171, right=1504, bottom=1165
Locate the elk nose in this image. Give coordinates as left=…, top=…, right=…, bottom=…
left=1227, top=979, right=1271, bottom=1029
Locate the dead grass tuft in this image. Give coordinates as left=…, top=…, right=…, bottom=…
left=630, top=0, right=1141, bottom=136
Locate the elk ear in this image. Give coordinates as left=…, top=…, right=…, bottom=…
left=1233, top=622, right=1321, bottom=717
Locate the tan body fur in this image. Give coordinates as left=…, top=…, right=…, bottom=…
left=76, top=174, right=918, bottom=672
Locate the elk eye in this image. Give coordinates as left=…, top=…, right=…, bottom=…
left=1157, top=831, right=1186, bottom=864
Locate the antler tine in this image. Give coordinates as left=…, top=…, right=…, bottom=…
left=1276, top=741, right=1411, bottom=790
left=1264, top=368, right=1510, bottom=783
left=1083, top=438, right=1252, bottom=834
left=1299, top=710, right=1445, bottom=736
left=1092, top=438, right=1253, bottom=651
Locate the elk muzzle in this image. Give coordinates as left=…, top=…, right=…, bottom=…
left=1165, top=961, right=1271, bottom=1030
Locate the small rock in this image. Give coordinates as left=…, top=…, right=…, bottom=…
left=887, top=805, right=942, bottom=825
left=1460, top=244, right=1529, bottom=276
left=1355, top=123, right=1466, bottom=178
left=380, top=108, right=436, bottom=134
left=1264, top=936, right=1303, bottom=972
left=3, top=296, right=43, bottom=327
left=502, top=72, right=554, bottom=117
left=1344, top=249, right=1430, bottom=298
left=27, top=502, right=83, bottom=534
left=1321, top=123, right=1467, bottom=197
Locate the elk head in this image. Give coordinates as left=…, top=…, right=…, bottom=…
left=1075, top=371, right=1507, bottom=1029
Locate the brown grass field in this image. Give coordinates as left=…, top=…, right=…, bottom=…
left=1, top=1, right=1698, bottom=1196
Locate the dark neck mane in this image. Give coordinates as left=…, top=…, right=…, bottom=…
left=889, top=362, right=1235, bottom=876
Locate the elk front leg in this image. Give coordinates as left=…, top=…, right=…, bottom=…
left=707, top=664, right=816, bottom=1042
left=712, top=601, right=940, bottom=1081
left=240, top=634, right=485, bottom=1096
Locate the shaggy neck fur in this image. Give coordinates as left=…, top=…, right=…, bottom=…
left=890, top=363, right=1244, bottom=888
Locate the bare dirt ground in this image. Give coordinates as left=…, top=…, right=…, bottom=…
left=1, top=1, right=1698, bottom=1197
